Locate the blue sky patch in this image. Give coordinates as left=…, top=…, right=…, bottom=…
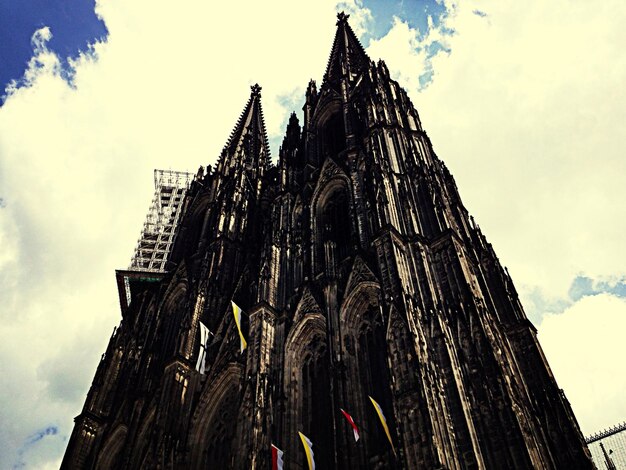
left=418, top=67, right=435, bottom=89
left=344, top=0, right=455, bottom=95
left=569, top=275, right=626, bottom=302
left=521, top=286, right=571, bottom=324
left=360, top=0, right=448, bottom=44
left=12, top=426, right=60, bottom=469
left=0, top=0, right=107, bottom=102
left=418, top=40, right=451, bottom=89
left=23, top=426, right=59, bottom=446
left=523, top=275, right=626, bottom=323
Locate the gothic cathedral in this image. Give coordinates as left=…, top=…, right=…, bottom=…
left=62, top=13, right=594, bottom=470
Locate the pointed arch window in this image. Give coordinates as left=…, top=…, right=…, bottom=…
left=356, top=307, right=395, bottom=460
left=300, top=339, right=333, bottom=469
left=188, top=367, right=243, bottom=470
left=319, top=111, right=346, bottom=159
left=320, top=188, right=351, bottom=263
left=203, top=401, right=237, bottom=468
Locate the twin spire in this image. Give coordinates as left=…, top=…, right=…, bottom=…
left=220, top=13, right=367, bottom=169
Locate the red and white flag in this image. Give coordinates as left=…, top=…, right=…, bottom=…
left=271, top=443, right=284, bottom=470
left=340, top=408, right=360, bottom=442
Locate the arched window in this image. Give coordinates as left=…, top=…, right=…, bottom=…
left=357, top=309, right=395, bottom=460
left=300, top=343, right=332, bottom=469
left=158, top=286, right=187, bottom=360
left=340, top=285, right=396, bottom=465
left=417, top=183, right=441, bottom=238
left=128, top=409, right=155, bottom=469
left=320, top=112, right=346, bottom=158
left=95, top=426, right=127, bottom=470
left=314, top=178, right=354, bottom=276
left=188, top=365, right=243, bottom=469
left=202, top=396, right=238, bottom=467
left=320, top=187, right=351, bottom=263
left=284, top=313, right=332, bottom=468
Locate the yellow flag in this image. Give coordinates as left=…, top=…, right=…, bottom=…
left=369, top=396, right=396, bottom=456
left=231, top=301, right=247, bottom=353
left=298, top=431, right=316, bottom=470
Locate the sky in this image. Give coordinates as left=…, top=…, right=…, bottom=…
left=0, top=0, right=625, bottom=467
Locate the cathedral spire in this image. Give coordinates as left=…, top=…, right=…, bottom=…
left=219, top=83, right=270, bottom=174
left=323, top=11, right=370, bottom=85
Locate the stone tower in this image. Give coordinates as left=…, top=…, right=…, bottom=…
left=62, top=13, right=594, bottom=470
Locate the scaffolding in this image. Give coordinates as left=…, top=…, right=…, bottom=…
left=586, top=421, right=626, bottom=469
left=129, top=169, right=194, bottom=273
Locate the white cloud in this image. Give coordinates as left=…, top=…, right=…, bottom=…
left=539, top=294, right=626, bottom=434
left=337, top=0, right=374, bottom=37
left=367, top=17, right=426, bottom=92
left=367, top=13, right=454, bottom=92
left=415, top=0, right=626, bottom=299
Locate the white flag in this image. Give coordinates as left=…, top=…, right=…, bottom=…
left=195, top=321, right=210, bottom=374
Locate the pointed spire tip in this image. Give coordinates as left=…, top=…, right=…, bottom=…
left=250, top=83, right=262, bottom=97
left=337, top=11, right=350, bottom=25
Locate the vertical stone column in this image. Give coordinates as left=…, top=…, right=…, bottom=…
left=181, top=291, right=205, bottom=360
left=348, top=152, right=369, bottom=249
left=234, top=304, right=276, bottom=470
left=323, top=277, right=342, bottom=469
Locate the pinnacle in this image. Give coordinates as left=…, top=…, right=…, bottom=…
left=336, top=11, right=350, bottom=25
left=220, top=84, right=270, bottom=167
left=323, top=11, right=370, bottom=85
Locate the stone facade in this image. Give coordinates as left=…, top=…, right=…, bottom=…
left=62, top=13, right=594, bottom=470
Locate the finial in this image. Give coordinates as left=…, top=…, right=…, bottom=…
left=287, top=112, right=300, bottom=128
left=337, top=11, right=350, bottom=25
left=251, top=83, right=262, bottom=97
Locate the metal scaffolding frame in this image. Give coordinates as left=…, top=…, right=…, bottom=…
left=129, top=169, right=193, bottom=273
left=586, top=421, right=626, bottom=469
